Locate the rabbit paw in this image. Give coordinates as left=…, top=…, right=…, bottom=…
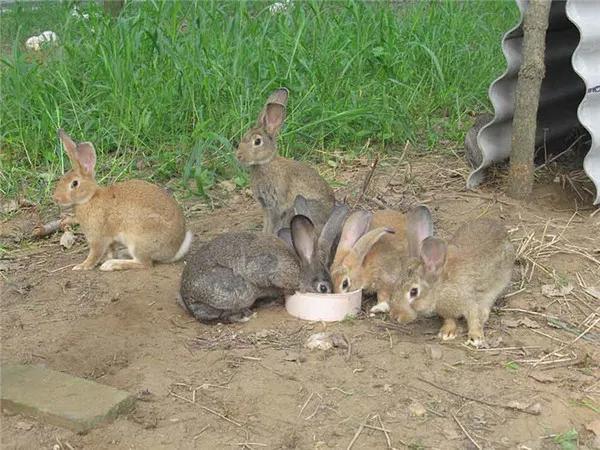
left=370, top=301, right=390, bottom=314
left=438, top=319, right=457, bottom=341
left=466, top=336, right=487, bottom=348
left=438, top=330, right=457, bottom=341
left=72, top=263, right=92, bottom=271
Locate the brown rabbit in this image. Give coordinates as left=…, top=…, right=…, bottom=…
left=390, top=218, right=515, bottom=347
left=331, top=206, right=433, bottom=317
left=236, top=88, right=335, bottom=235
left=52, top=129, right=192, bottom=271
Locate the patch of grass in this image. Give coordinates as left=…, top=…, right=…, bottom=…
left=505, top=361, right=520, bottom=371
left=554, top=429, right=578, bottom=450
left=0, top=0, right=518, bottom=203
left=341, top=313, right=357, bottom=323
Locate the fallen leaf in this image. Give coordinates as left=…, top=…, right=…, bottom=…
left=60, top=230, right=75, bottom=249
left=541, top=283, right=573, bottom=297
left=529, top=371, right=555, bottom=383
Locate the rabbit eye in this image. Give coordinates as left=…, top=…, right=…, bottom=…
left=409, top=287, right=419, bottom=298
left=253, top=137, right=262, bottom=146
left=342, top=279, right=349, bottom=290
left=318, top=283, right=329, bottom=294
left=71, top=180, right=79, bottom=189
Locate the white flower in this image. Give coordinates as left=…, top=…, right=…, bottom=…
left=269, top=0, right=291, bottom=14
left=25, top=31, right=58, bottom=51
left=71, top=7, right=90, bottom=20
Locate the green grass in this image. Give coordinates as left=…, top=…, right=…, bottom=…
left=0, top=0, right=518, bottom=203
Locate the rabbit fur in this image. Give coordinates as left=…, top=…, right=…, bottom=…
left=330, top=206, right=433, bottom=317
left=236, top=88, right=335, bottom=235
left=179, top=215, right=334, bottom=323
left=390, top=218, right=515, bottom=347
left=53, top=129, right=191, bottom=271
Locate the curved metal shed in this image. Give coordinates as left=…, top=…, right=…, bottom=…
left=466, top=0, right=600, bottom=204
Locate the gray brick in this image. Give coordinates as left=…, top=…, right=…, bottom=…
left=1, top=364, right=135, bottom=433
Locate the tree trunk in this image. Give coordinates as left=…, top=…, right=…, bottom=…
left=507, top=0, right=552, bottom=199
left=103, top=0, right=124, bottom=18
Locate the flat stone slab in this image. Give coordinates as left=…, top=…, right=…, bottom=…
left=1, top=364, right=134, bottom=433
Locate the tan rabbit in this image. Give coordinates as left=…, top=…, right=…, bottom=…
left=330, top=206, right=433, bottom=317
left=236, top=88, right=335, bottom=235
left=52, top=129, right=192, bottom=271
left=390, top=218, right=515, bottom=347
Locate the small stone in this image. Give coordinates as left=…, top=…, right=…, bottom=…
left=408, top=400, right=427, bottom=417
left=529, top=371, right=555, bottom=383
left=15, top=421, right=33, bottom=431
left=383, top=384, right=393, bottom=392
left=305, top=333, right=347, bottom=351
left=585, top=418, right=600, bottom=436
left=60, top=231, right=75, bottom=249
left=425, top=345, right=443, bottom=360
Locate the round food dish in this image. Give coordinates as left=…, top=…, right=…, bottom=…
left=285, top=289, right=362, bottom=322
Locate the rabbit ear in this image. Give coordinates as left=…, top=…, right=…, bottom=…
left=258, top=88, right=288, bottom=137
left=406, top=205, right=433, bottom=257
left=58, top=129, right=78, bottom=163
left=277, top=227, right=294, bottom=250
left=292, top=195, right=310, bottom=216
left=420, top=236, right=447, bottom=278
left=318, top=202, right=350, bottom=267
left=337, top=210, right=372, bottom=254
left=75, top=142, right=97, bottom=176
left=352, top=227, right=395, bottom=267
left=291, top=214, right=317, bottom=265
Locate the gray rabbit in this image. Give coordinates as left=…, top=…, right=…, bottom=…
left=179, top=210, right=347, bottom=323
left=236, top=88, right=335, bottom=235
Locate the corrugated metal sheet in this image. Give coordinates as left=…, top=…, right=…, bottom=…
left=466, top=0, right=600, bottom=204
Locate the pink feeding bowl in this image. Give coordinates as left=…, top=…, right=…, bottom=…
left=285, top=289, right=362, bottom=322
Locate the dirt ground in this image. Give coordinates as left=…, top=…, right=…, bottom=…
left=1, top=152, right=599, bottom=450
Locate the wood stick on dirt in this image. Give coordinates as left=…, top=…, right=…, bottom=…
left=376, top=414, right=393, bottom=449
left=198, top=405, right=243, bottom=427
left=532, top=316, right=600, bottom=368
left=452, top=412, right=482, bottom=450
left=353, top=154, right=380, bottom=208
left=347, top=414, right=370, bottom=450
left=507, top=0, right=552, bottom=199
left=417, top=377, right=540, bottom=415
left=32, top=219, right=61, bottom=238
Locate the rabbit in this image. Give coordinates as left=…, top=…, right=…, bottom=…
left=389, top=218, right=515, bottom=348
left=179, top=215, right=334, bottom=323
left=291, top=195, right=350, bottom=268
left=52, top=129, right=192, bottom=271
left=236, top=87, right=335, bottom=235
left=330, top=205, right=433, bottom=316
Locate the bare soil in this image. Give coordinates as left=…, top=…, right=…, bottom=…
left=1, top=153, right=599, bottom=450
